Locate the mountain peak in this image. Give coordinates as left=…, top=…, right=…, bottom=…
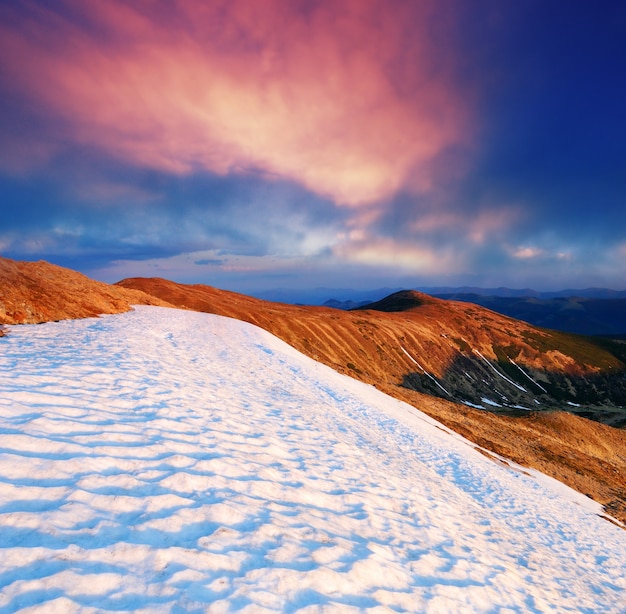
left=353, top=289, right=434, bottom=312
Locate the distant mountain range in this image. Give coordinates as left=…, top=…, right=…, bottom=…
left=312, top=287, right=626, bottom=337
left=254, top=286, right=403, bottom=305
left=420, top=287, right=626, bottom=299
left=425, top=294, right=626, bottom=337
left=255, top=286, right=626, bottom=306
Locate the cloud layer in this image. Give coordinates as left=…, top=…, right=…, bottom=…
left=0, top=0, right=468, bottom=206
left=1, top=1, right=625, bottom=293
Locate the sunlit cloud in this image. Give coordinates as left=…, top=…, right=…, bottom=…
left=512, top=246, right=544, bottom=260
left=407, top=206, right=521, bottom=245
left=466, top=209, right=523, bottom=246
left=334, top=234, right=455, bottom=274
left=0, top=0, right=469, bottom=206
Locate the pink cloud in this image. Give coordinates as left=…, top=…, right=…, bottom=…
left=0, top=0, right=471, bottom=205
left=403, top=206, right=522, bottom=247
left=334, top=233, right=456, bottom=274
left=512, top=246, right=544, bottom=260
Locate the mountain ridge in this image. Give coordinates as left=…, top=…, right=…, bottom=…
left=422, top=286, right=626, bottom=299
left=2, top=257, right=626, bottom=522
left=322, top=289, right=626, bottom=336
left=257, top=285, right=626, bottom=306
left=428, top=293, right=626, bottom=336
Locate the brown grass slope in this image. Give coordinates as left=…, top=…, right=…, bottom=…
left=0, top=257, right=172, bottom=324
left=355, top=291, right=626, bottom=422
left=117, top=278, right=626, bottom=523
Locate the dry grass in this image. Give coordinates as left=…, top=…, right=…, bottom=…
left=0, top=257, right=171, bottom=324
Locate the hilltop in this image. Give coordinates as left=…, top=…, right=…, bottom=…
left=351, top=289, right=431, bottom=312
left=0, top=257, right=171, bottom=324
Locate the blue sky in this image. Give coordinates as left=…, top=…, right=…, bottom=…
left=1, top=0, right=625, bottom=295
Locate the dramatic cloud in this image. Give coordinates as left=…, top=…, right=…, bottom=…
left=334, top=235, right=455, bottom=276
left=1, top=1, right=625, bottom=293
left=0, top=0, right=468, bottom=206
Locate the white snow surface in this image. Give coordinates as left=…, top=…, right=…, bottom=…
left=0, top=306, right=625, bottom=613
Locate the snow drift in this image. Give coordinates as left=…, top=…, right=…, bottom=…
left=0, top=306, right=624, bottom=612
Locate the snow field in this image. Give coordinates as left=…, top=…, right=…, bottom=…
left=0, top=306, right=624, bottom=612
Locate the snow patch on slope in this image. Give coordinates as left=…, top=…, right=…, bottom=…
left=400, top=345, right=450, bottom=396
left=472, top=348, right=527, bottom=392
left=0, top=306, right=624, bottom=612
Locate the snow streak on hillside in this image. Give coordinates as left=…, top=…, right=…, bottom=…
left=0, top=306, right=625, bottom=612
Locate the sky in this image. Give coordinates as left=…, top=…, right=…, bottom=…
left=1, top=0, right=625, bottom=297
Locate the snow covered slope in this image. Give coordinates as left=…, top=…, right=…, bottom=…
left=0, top=306, right=624, bottom=612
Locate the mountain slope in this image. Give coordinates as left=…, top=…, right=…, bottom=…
left=2, top=259, right=625, bottom=522
left=119, top=282, right=626, bottom=415
left=118, top=278, right=626, bottom=522
left=0, top=257, right=172, bottom=324
left=354, top=291, right=626, bottom=415
left=1, top=306, right=624, bottom=611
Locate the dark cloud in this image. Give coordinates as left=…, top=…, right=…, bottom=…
left=0, top=141, right=347, bottom=276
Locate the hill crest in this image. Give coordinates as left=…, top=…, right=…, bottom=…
left=352, top=289, right=434, bottom=312
left=2, top=258, right=626, bottom=522
left=0, top=257, right=171, bottom=324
